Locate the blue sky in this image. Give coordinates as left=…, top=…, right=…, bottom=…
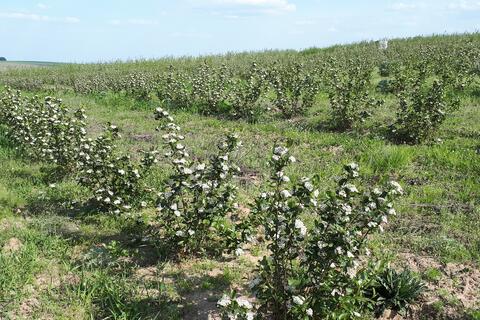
left=0, top=0, right=479, bottom=62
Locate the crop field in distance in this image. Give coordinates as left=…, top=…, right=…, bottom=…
left=0, top=33, right=479, bottom=320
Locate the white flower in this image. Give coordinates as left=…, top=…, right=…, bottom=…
left=347, top=251, right=355, bottom=258
left=113, top=199, right=121, bottom=205
left=235, top=248, right=244, bottom=256
left=345, top=183, right=358, bottom=193
left=294, top=219, right=307, bottom=236
left=49, top=183, right=56, bottom=188
left=280, top=190, right=291, bottom=198
left=118, top=169, right=125, bottom=175
left=387, top=208, right=396, bottom=215
left=389, top=181, right=403, bottom=195
left=217, top=295, right=231, bottom=307
left=246, top=312, right=255, bottom=320
left=273, top=146, right=288, bottom=156
left=306, top=308, right=313, bottom=316
left=334, top=246, right=344, bottom=255
left=292, top=295, right=305, bottom=305
left=140, top=201, right=147, bottom=207
left=288, top=156, right=296, bottom=163
left=236, top=297, right=252, bottom=309
left=104, top=197, right=111, bottom=203
left=175, top=230, right=184, bottom=237
left=331, top=289, right=343, bottom=296
left=188, top=229, right=195, bottom=236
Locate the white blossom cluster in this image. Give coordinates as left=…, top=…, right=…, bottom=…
left=220, top=148, right=403, bottom=319
left=154, top=107, right=243, bottom=254
left=0, top=87, right=156, bottom=213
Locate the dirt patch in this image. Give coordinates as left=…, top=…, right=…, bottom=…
left=322, top=145, right=344, bottom=156
left=392, top=252, right=480, bottom=319
left=183, top=291, right=221, bottom=320
left=2, top=237, right=23, bottom=254
left=130, top=133, right=154, bottom=142
left=238, top=166, right=261, bottom=185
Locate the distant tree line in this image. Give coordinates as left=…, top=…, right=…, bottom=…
left=0, top=57, right=6, bottom=61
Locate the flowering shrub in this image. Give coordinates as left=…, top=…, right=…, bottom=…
left=326, top=58, right=383, bottom=130
left=267, top=61, right=321, bottom=118
left=156, top=65, right=193, bottom=109
left=219, top=146, right=404, bottom=319
left=0, top=87, right=87, bottom=172
left=389, top=79, right=460, bottom=144
left=218, top=291, right=255, bottom=320
left=76, top=123, right=157, bottom=213
left=191, top=63, right=234, bottom=115
left=154, top=107, right=242, bottom=255
left=229, top=62, right=269, bottom=123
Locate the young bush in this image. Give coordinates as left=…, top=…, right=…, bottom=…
left=0, top=87, right=87, bottom=173
left=191, top=63, right=234, bottom=115
left=389, top=79, right=460, bottom=144
left=326, top=58, right=382, bottom=130
left=156, top=65, right=193, bottom=109
left=219, top=146, right=405, bottom=319
left=267, top=61, right=321, bottom=118
left=76, top=124, right=157, bottom=213
left=229, top=62, right=268, bottom=123
left=154, top=107, right=242, bottom=255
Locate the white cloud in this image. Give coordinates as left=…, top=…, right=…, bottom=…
left=391, top=2, right=426, bottom=10
left=197, top=0, right=296, bottom=14
left=169, top=31, right=213, bottom=39
left=295, top=20, right=317, bottom=25
left=448, top=1, right=480, bottom=10
left=37, top=3, right=48, bottom=9
left=108, top=19, right=159, bottom=26
left=0, top=12, right=79, bottom=23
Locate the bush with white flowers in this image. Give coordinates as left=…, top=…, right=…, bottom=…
left=325, top=58, right=383, bottom=130
left=389, top=79, right=459, bottom=144
left=0, top=87, right=87, bottom=172
left=154, top=107, right=243, bottom=255
left=219, top=146, right=403, bottom=319
left=75, top=124, right=157, bottom=213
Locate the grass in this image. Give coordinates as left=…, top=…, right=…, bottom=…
left=0, top=42, right=479, bottom=319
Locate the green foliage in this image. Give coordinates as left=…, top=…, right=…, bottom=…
left=389, top=79, right=460, bottom=144
left=366, top=267, right=425, bottom=317
left=154, top=107, right=242, bottom=255
left=326, top=58, right=382, bottom=130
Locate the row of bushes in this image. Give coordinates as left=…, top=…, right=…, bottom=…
left=0, top=88, right=425, bottom=318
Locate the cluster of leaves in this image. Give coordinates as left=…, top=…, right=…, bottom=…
left=218, top=146, right=411, bottom=319
left=0, top=87, right=87, bottom=172
left=389, top=79, right=460, bottom=144
left=267, top=61, right=322, bottom=118
left=154, top=107, right=243, bottom=255
left=325, top=58, right=382, bottom=130
left=0, top=87, right=155, bottom=212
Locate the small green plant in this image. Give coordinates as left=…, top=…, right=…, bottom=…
left=326, top=58, right=383, bottom=130
left=366, top=267, right=425, bottom=317
left=389, top=79, right=459, bottom=144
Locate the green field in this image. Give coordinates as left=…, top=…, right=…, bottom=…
left=0, top=33, right=479, bottom=319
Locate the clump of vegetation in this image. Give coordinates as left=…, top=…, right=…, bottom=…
left=366, top=268, right=425, bottom=317
left=326, top=58, right=383, bottom=130
left=219, top=146, right=407, bottom=319
left=389, top=79, right=459, bottom=144
left=154, top=107, right=243, bottom=255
